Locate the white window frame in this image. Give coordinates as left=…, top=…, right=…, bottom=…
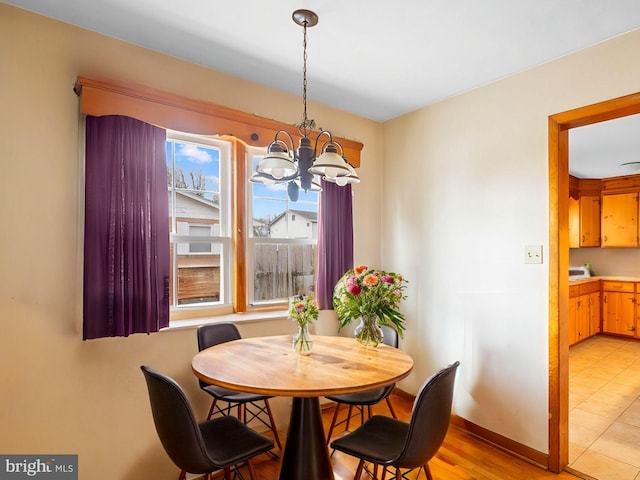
left=167, top=131, right=232, bottom=314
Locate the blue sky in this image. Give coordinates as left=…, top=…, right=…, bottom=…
left=167, top=140, right=318, bottom=221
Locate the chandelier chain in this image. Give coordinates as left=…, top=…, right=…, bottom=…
left=301, top=19, right=311, bottom=135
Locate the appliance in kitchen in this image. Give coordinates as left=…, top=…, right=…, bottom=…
left=569, top=265, right=591, bottom=281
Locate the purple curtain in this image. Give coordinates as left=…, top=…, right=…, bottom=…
left=83, top=115, right=170, bottom=339
left=316, top=180, right=354, bottom=310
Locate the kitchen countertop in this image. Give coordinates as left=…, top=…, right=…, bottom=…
left=569, top=276, right=640, bottom=284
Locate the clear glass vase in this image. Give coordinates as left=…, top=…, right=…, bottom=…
left=354, top=316, right=384, bottom=347
left=292, top=324, right=313, bottom=355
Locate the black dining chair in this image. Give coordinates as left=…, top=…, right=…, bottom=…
left=196, top=323, right=282, bottom=450
left=140, top=365, right=274, bottom=480
left=330, top=361, right=460, bottom=480
left=325, top=324, right=399, bottom=443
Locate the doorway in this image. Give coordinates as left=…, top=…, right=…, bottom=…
left=548, top=91, right=640, bottom=472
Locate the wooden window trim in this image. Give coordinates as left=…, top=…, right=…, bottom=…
left=73, top=76, right=362, bottom=166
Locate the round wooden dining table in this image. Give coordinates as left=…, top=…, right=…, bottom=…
left=192, top=334, right=414, bottom=480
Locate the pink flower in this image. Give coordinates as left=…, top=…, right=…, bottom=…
left=381, top=275, right=394, bottom=284
left=347, top=283, right=361, bottom=295
left=295, top=302, right=305, bottom=312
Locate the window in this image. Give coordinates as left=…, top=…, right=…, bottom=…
left=76, top=77, right=362, bottom=319
left=166, top=132, right=231, bottom=309
left=246, top=146, right=319, bottom=307
left=166, top=134, right=318, bottom=316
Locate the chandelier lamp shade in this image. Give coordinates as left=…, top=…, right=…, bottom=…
left=249, top=9, right=360, bottom=201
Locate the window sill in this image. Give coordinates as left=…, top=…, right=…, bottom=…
left=164, top=309, right=289, bottom=331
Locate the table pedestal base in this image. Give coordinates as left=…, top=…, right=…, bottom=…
left=279, top=397, right=334, bottom=480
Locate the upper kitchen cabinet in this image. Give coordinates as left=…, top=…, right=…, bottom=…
left=579, top=196, right=601, bottom=247
left=568, top=177, right=601, bottom=248
left=569, top=196, right=580, bottom=248
left=601, top=192, right=639, bottom=247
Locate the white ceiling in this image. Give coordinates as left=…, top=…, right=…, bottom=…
left=570, top=114, right=640, bottom=179
left=5, top=0, right=640, bottom=176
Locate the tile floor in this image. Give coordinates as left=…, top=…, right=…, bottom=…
left=569, top=335, right=640, bottom=480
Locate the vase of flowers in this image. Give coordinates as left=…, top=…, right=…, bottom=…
left=333, top=265, right=407, bottom=347
left=288, top=294, right=319, bottom=355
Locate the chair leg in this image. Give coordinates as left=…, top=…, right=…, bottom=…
left=395, top=467, right=402, bottom=479
left=345, top=405, right=355, bottom=431
left=178, top=470, right=186, bottom=480
left=262, top=399, right=282, bottom=449
left=245, top=459, right=258, bottom=480
left=207, top=398, right=218, bottom=420
left=385, top=397, right=397, bottom=419
left=326, top=403, right=342, bottom=443
left=224, top=466, right=232, bottom=480
left=424, top=463, right=433, bottom=480
left=353, top=459, right=365, bottom=480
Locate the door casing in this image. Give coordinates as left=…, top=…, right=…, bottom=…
left=548, top=91, right=640, bottom=472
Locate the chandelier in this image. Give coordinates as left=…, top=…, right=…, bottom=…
left=249, top=9, right=360, bottom=201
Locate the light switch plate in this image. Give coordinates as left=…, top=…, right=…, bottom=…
left=525, top=245, right=543, bottom=264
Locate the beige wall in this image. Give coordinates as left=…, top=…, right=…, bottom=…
left=382, top=27, right=640, bottom=453
left=0, top=5, right=380, bottom=479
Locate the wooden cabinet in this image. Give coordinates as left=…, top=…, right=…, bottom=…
left=568, top=280, right=601, bottom=345
left=580, top=196, right=601, bottom=247
left=588, top=291, right=601, bottom=336
left=568, top=195, right=600, bottom=248
left=569, top=197, right=579, bottom=248
left=601, top=193, right=639, bottom=247
left=636, top=291, right=640, bottom=338
left=568, top=296, right=589, bottom=345
left=602, top=281, right=636, bottom=337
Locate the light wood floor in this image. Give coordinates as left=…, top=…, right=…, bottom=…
left=236, top=393, right=582, bottom=480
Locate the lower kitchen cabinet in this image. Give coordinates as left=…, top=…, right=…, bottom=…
left=588, top=291, right=601, bottom=336
left=569, top=280, right=601, bottom=345
left=602, top=281, right=636, bottom=337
